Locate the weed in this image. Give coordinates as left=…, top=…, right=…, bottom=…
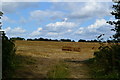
left=47, top=62, right=69, bottom=78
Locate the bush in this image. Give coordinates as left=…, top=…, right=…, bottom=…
left=90, top=43, right=120, bottom=78
left=2, top=32, right=16, bottom=78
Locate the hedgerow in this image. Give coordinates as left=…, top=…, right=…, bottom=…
left=2, top=32, right=16, bottom=78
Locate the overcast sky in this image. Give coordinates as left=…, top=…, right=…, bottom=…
left=1, top=1, right=116, bottom=41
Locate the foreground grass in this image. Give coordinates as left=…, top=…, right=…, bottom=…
left=47, top=61, right=69, bottom=78
left=11, top=55, right=36, bottom=78
left=86, top=58, right=119, bottom=79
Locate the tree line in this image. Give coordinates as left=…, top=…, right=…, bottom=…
left=10, top=37, right=119, bottom=43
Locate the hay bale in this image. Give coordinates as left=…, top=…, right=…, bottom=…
left=62, top=46, right=73, bottom=51
left=62, top=46, right=81, bottom=52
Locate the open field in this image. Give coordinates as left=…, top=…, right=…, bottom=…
left=13, top=40, right=100, bottom=78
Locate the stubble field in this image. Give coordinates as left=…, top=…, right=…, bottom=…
left=13, top=40, right=100, bottom=78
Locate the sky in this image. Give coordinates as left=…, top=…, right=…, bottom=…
left=1, top=0, right=117, bottom=41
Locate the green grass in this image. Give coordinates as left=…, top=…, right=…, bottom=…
left=47, top=62, right=69, bottom=78
left=11, top=55, right=36, bottom=78
left=14, top=55, right=36, bottom=65
left=89, top=66, right=119, bottom=78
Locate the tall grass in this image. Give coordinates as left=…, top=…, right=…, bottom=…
left=47, top=62, right=69, bottom=78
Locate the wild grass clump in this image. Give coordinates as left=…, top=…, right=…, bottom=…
left=47, top=62, right=69, bottom=79
left=87, top=43, right=120, bottom=79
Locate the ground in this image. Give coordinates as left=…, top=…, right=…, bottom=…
left=13, top=40, right=100, bottom=78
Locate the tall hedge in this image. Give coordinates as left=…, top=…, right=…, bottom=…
left=2, top=32, right=16, bottom=78
left=93, top=44, right=120, bottom=78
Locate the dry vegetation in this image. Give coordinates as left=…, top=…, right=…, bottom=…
left=13, top=40, right=100, bottom=78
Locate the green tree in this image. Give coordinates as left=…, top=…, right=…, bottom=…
left=10, top=37, right=25, bottom=41
left=107, top=0, right=120, bottom=42
left=0, top=11, right=16, bottom=78
left=88, top=1, right=120, bottom=78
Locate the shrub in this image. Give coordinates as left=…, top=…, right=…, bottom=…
left=2, top=32, right=16, bottom=78
left=91, top=43, right=120, bottom=78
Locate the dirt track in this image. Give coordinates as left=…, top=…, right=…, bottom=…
left=13, top=40, right=99, bottom=78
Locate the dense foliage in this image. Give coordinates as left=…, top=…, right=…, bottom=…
left=107, top=0, right=120, bottom=42
left=2, top=32, right=16, bottom=78
left=10, top=37, right=25, bottom=41
left=88, top=0, right=120, bottom=78
left=89, top=43, right=120, bottom=78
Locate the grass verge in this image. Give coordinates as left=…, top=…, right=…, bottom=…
left=47, top=61, right=69, bottom=78
left=11, top=55, right=36, bottom=78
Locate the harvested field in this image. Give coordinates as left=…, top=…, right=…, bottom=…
left=13, top=40, right=100, bottom=78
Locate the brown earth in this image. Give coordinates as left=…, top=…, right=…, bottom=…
left=13, top=40, right=100, bottom=78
